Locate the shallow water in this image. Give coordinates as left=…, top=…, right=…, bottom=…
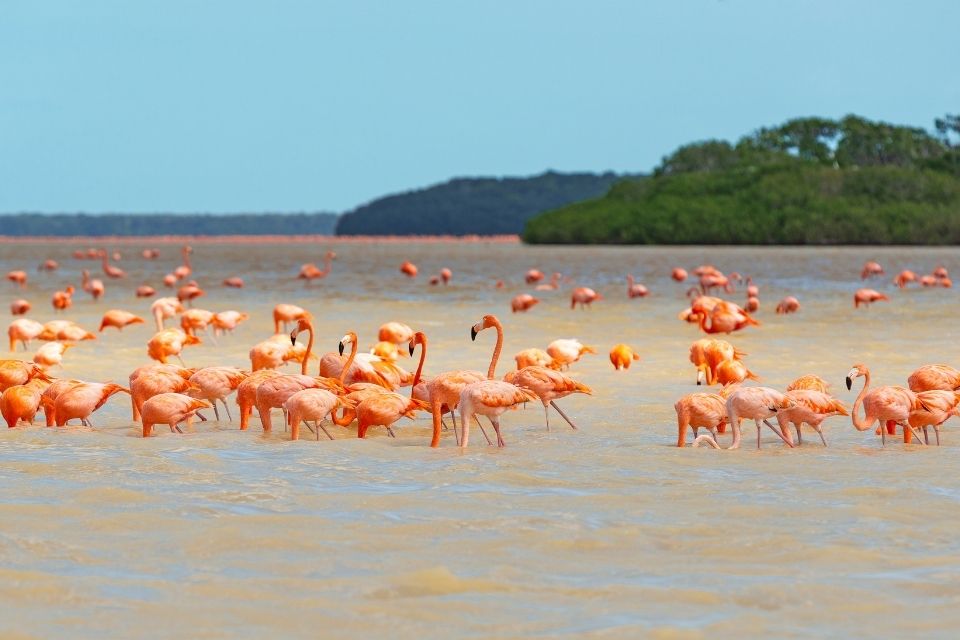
left=2, top=241, right=960, bottom=638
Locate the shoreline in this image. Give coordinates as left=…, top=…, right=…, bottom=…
left=0, top=234, right=521, bottom=244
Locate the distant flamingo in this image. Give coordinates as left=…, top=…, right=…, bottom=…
left=6, top=271, right=27, bottom=289
left=745, top=276, right=759, bottom=298
left=8, top=319, right=43, bottom=351
left=933, top=266, right=949, bottom=279
left=136, top=285, right=156, bottom=298
left=775, top=296, right=800, bottom=314
left=787, top=374, right=830, bottom=393
left=222, top=277, right=244, bottom=288
left=745, top=296, right=759, bottom=312
left=776, top=389, right=848, bottom=446
left=180, top=309, right=215, bottom=338
left=440, top=268, right=452, bottom=284
left=163, top=274, right=177, bottom=288
left=273, top=303, right=309, bottom=334
left=675, top=392, right=727, bottom=447
left=511, top=294, right=539, bottom=313
left=81, top=270, right=105, bottom=301
left=609, top=344, right=640, bottom=370
left=400, top=261, right=418, bottom=277
left=893, top=270, right=917, bottom=288
left=54, top=382, right=129, bottom=427
left=10, top=299, right=30, bottom=316
left=212, top=311, right=248, bottom=336
left=847, top=363, right=926, bottom=446
left=151, top=297, right=184, bottom=330
left=147, top=328, right=201, bottom=365
left=142, top=249, right=160, bottom=259
left=378, top=322, right=414, bottom=345
left=298, top=251, right=336, bottom=283
left=861, top=261, right=884, bottom=279
left=51, top=286, right=74, bottom=312
left=626, top=275, right=649, bottom=298
left=99, top=310, right=144, bottom=332
left=173, top=246, right=193, bottom=280
left=547, top=339, right=595, bottom=370
left=458, top=315, right=537, bottom=447
left=535, top=273, right=562, bottom=291
left=694, top=386, right=795, bottom=449
left=525, top=269, right=545, bottom=284
left=853, top=288, right=888, bottom=308
left=38, top=259, right=58, bottom=272
left=514, top=348, right=554, bottom=370
left=697, top=302, right=758, bottom=335
left=671, top=268, right=688, bottom=282
left=99, top=250, right=125, bottom=278
left=33, top=342, right=72, bottom=369
left=570, top=287, right=602, bottom=309
left=140, top=393, right=211, bottom=437
left=176, top=281, right=205, bottom=306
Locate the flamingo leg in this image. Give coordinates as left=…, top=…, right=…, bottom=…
left=318, top=420, right=334, bottom=441
left=905, top=423, right=925, bottom=445
left=450, top=411, right=460, bottom=445
left=174, top=423, right=184, bottom=433
left=212, top=403, right=220, bottom=422
left=762, top=419, right=793, bottom=447
left=543, top=403, right=550, bottom=431
left=815, top=425, right=827, bottom=447
left=935, top=427, right=941, bottom=446
left=222, top=400, right=232, bottom=423
left=550, top=401, right=578, bottom=430
left=491, top=417, right=505, bottom=447
left=387, top=427, right=396, bottom=438
left=476, top=417, right=493, bottom=446
left=305, top=421, right=316, bottom=436
left=196, top=411, right=208, bottom=422
left=794, top=424, right=802, bottom=445
left=923, top=426, right=929, bottom=445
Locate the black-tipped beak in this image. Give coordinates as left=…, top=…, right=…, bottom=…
left=845, top=377, right=852, bottom=391
left=290, top=331, right=297, bottom=346
left=408, top=343, right=415, bottom=357
left=338, top=342, right=345, bottom=356
left=768, top=406, right=778, bottom=412
left=470, top=327, right=478, bottom=341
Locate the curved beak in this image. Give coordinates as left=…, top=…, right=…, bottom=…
left=408, top=342, right=415, bottom=357
left=845, top=376, right=852, bottom=391
left=768, top=406, right=778, bottom=412
left=470, top=327, right=478, bottom=341
left=338, top=341, right=345, bottom=356
left=290, top=329, right=298, bottom=346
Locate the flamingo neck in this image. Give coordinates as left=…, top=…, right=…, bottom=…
left=851, top=369, right=872, bottom=431
left=487, top=318, right=503, bottom=379
left=339, top=334, right=358, bottom=384
left=183, top=248, right=191, bottom=269
left=411, top=337, right=426, bottom=396
left=300, top=321, right=314, bottom=376
left=322, top=253, right=333, bottom=275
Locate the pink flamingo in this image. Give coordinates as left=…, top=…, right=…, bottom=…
left=694, top=386, right=795, bottom=449
left=775, top=389, right=848, bottom=446
left=626, top=275, right=649, bottom=298
left=511, top=294, right=539, bottom=313
left=775, top=296, right=800, bottom=314
left=99, top=250, right=125, bottom=279
left=187, top=366, right=248, bottom=422
left=10, top=299, right=30, bottom=316
left=853, top=289, right=888, bottom=308
left=671, top=268, right=688, bottom=282
left=535, top=272, right=562, bottom=291
left=53, top=382, right=129, bottom=427
left=297, top=251, right=336, bottom=283
left=861, top=261, right=884, bottom=279
left=847, top=363, right=926, bottom=446
left=141, top=392, right=211, bottom=437
left=570, top=287, right=602, bottom=309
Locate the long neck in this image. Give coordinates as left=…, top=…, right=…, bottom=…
left=627, top=275, right=634, bottom=287
left=487, top=319, right=503, bottom=379
left=339, top=335, right=358, bottom=384
left=183, top=248, right=191, bottom=269
left=851, top=370, right=873, bottom=431
left=300, top=321, right=314, bottom=376
left=411, top=337, right=426, bottom=397
left=698, top=312, right=710, bottom=333
left=322, top=253, right=333, bottom=275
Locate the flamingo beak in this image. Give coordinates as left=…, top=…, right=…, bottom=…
left=768, top=406, right=778, bottom=412
left=845, top=377, right=852, bottom=391
left=470, top=327, right=478, bottom=341
left=290, top=329, right=298, bottom=346
left=408, top=342, right=415, bottom=357
left=338, top=342, right=345, bottom=356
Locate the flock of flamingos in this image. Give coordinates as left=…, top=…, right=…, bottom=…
left=1, top=245, right=958, bottom=450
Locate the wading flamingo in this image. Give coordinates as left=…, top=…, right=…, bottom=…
left=298, top=251, right=336, bottom=283
left=33, top=342, right=72, bottom=369
left=99, top=250, right=125, bottom=279
left=273, top=303, right=309, bottom=334
left=525, top=269, right=545, bottom=284
left=285, top=388, right=352, bottom=440
left=626, top=275, right=649, bottom=298
left=378, top=322, right=414, bottom=345
left=694, top=386, right=795, bottom=449
left=188, top=366, right=248, bottom=422
left=671, top=268, right=688, bottom=282
left=511, top=294, right=539, bottom=313
left=52, top=286, right=74, bottom=312
left=174, top=246, right=193, bottom=280
left=908, top=390, right=960, bottom=445
left=54, top=382, right=129, bottom=427
left=861, top=261, right=884, bottom=279
left=1, top=378, right=48, bottom=428
left=609, top=344, right=640, bottom=370
left=775, top=296, right=800, bottom=314
left=6, top=271, right=27, bottom=289
left=136, top=285, right=156, bottom=298
left=141, top=393, right=211, bottom=437
left=236, top=369, right=282, bottom=430
left=81, top=270, right=105, bottom=301
left=222, top=277, right=244, bottom=288
left=853, top=289, right=888, bottom=308
left=129, top=364, right=196, bottom=421
left=151, top=297, right=184, bottom=331
left=0, top=360, right=51, bottom=391
left=503, top=365, right=591, bottom=431
left=893, top=270, right=917, bottom=288
left=787, top=374, right=830, bottom=393
left=570, top=287, right=602, bottom=309
left=400, top=261, right=418, bottom=277
left=147, top=328, right=201, bottom=365
left=547, top=339, right=595, bottom=370
left=99, top=310, right=145, bottom=332
left=775, top=389, right=848, bottom=446
left=907, top=364, right=960, bottom=392
left=212, top=311, right=248, bottom=336
left=514, top=348, right=554, bottom=370
left=8, top=319, right=44, bottom=351
left=535, top=273, right=562, bottom=291
left=458, top=315, right=537, bottom=448
left=846, top=363, right=926, bottom=446
left=675, top=392, right=727, bottom=447
left=10, top=300, right=30, bottom=316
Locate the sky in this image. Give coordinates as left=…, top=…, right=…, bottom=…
left=1, top=0, right=957, bottom=214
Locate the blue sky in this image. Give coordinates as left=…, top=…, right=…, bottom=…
left=1, top=0, right=957, bottom=213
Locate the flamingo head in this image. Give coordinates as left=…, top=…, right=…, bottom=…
left=408, top=331, right=425, bottom=357
left=470, top=315, right=499, bottom=341
left=846, top=364, right=867, bottom=390
left=339, top=332, right=356, bottom=356
left=290, top=316, right=313, bottom=345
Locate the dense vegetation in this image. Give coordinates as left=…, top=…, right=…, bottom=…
left=335, top=171, right=627, bottom=236
left=523, top=115, right=960, bottom=244
left=0, top=212, right=338, bottom=236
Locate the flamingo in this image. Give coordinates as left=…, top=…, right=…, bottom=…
left=440, top=268, right=452, bottom=284
left=142, top=249, right=160, bottom=259
left=151, top=297, right=184, bottom=331
left=187, top=366, right=248, bottom=422
left=675, top=392, right=727, bottom=447
left=254, top=373, right=328, bottom=433
left=174, top=246, right=193, bottom=280
left=893, top=270, right=917, bottom=288
left=43, top=322, right=95, bottom=343
left=99, top=310, right=145, bottom=332
left=1, top=378, right=48, bottom=427
left=0, top=359, right=51, bottom=391
left=180, top=309, right=215, bottom=338
left=458, top=315, right=537, bottom=448
left=99, top=250, right=125, bottom=278
left=694, top=386, right=795, bottom=449
left=81, top=270, right=105, bottom=301
left=745, top=276, right=759, bottom=298
left=775, top=296, right=800, bottom=314
left=273, top=303, right=309, bottom=334
left=7, top=271, right=27, bottom=289
left=907, top=364, right=960, bottom=392
left=10, top=299, right=30, bottom=316
left=908, top=390, right=960, bottom=445
left=535, top=272, right=562, bottom=291
left=745, top=296, right=760, bottom=312
left=33, top=342, right=72, bottom=369
left=546, top=339, right=595, bottom=370
left=609, top=344, right=640, bottom=370
left=400, top=261, right=418, bottom=277
left=40, top=378, right=83, bottom=426
left=51, top=286, right=74, bottom=312
left=297, top=251, right=336, bottom=283
left=671, top=268, right=688, bottom=282
left=8, top=319, right=44, bottom=351
left=861, top=261, right=884, bottom=279
left=38, top=259, right=59, bottom=272
left=503, top=365, right=591, bottom=431
left=355, top=392, right=427, bottom=439
left=787, top=374, right=830, bottom=393
left=697, top=301, right=759, bottom=335
left=854, top=289, right=888, bottom=308
left=249, top=338, right=307, bottom=372
left=236, top=369, right=282, bottom=430
left=378, top=322, right=414, bottom=344
left=141, top=393, right=211, bottom=437
left=511, top=294, right=539, bottom=313
left=570, top=287, right=602, bottom=309
left=285, top=388, right=351, bottom=440
left=514, top=348, right=555, bottom=370
left=525, top=269, right=544, bottom=284
left=846, top=363, right=927, bottom=446
left=775, top=390, right=849, bottom=446
left=222, top=277, right=245, bottom=288
left=626, top=275, right=649, bottom=298
left=714, top=359, right=758, bottom=386
left=136, top=285, right=156, bottom=298
left=176, top=281, right=205, bottom=307
left=212, top=311, right=248, bottom=336
left=53, top=382, right=129, bottom=427
left=146, top=328, right=201, bottom=365
left=933, top=266, right=949, bottom=280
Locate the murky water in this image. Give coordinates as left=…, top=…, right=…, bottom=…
left=2, top=240, right=960, bottom=638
